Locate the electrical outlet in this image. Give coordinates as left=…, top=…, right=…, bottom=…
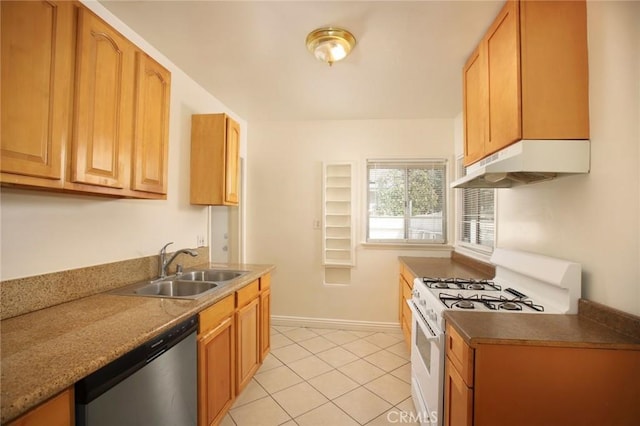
left=313, top=219, right=321, bottom=229
left=196, top=235, right=205, bottom=247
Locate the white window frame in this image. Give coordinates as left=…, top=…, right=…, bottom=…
left=455, top=156, right=496, bottom=254
left=365, top=159, right=447, bottom=245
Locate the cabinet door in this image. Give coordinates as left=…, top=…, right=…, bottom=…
left=235, top=297, right=259, bottom=394
left=131, top=51, right=170, bottom=194
left=259, top=288, right=271, bottom=362
left=198, top=316, right=234, bottom=426
left=7, top=387, right=73, bottom=426
left=462, top=45, right=486, bottom=166
left=444, top=357, right=473, bottom=426
left=485, top=0, right=521, bottom=156
left=71, top=8, right=134, bottom=189
left=0, top=1, right=74, bottom=185
left=224, top=117, right=240, bottom=205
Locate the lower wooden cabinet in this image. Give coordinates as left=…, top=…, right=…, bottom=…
left=235, top=280, right=261, bottom=395
left=259, top=273, right=271, bottom=362
left=7, top=387, right=73, bottom=426
left=197, top=274, right=272, bottom=423
left=398, top=262, right=414, bottom=347
left=198, top=295, right=235, bottom=426
left=444, top=323, right=640, bottom=425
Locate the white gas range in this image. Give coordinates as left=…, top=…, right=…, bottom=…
left=407, top=248, right=581, bottom=425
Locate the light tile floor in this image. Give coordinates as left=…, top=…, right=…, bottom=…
left=223, top=326, right=420, bottom=425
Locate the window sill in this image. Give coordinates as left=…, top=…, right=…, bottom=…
left=361, top=242, right=454, bottom=251
left=454, top=244, right=493, bottom=263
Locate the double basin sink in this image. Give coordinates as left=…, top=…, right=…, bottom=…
left=112, top=269, right=248, bottom=299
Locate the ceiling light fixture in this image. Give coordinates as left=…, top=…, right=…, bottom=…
left=306, top=27, right=356, bottom=66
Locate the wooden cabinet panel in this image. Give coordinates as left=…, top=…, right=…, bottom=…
left=462, top=45, right=486, bottom=166
left=198, top=316, right=235, bottom=426
left=7, top=387, right=73, bottom=426
left=235, top=297, right=260, bottom=394
left=224, top=118, right=240, bottom=205
left=473, top=344, right=640, bottom=425
left=260, top=288, right=271, bottom=362
left=445, top=324, right=474, bottom=386
left=444, top=357, right=473, bottom=426
left=199, top=295, right=234, bottom=334
left=399, top=263, right=414, bottom=347
left=1, top=1, right=170, bottom=199
left=190, top=114, right=240, bottom=206
left=131, top=51, right=171, bottom=194
left=519, top=0, right=589, bottom=140
left=0, top=0, right=74, bottom=185
left=236, top=280, right=259, bottom=308
left=71, top=8, right=135, bottom=189
left=462, top=0, right=589, bottom=166
left=485, top=0, right=521, bottom=156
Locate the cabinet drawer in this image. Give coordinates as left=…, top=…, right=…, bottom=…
left=236, top=280, right=259, bottom=308
left=402, top=281, right=412, bottom=300
left=199, top=295, right=234, bottom=334
left=259, top=273, right=271, bottom=291
left=446, top=323, right=474, bottom=387
left=400, top=265, right=415, bottom=288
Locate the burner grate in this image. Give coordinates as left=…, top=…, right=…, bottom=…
left=438, top=293, right=545, bottom=312
left=422, top=277, right=501, bottom=291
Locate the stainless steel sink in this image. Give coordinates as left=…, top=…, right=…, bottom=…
left=133, top=280, right=217, bottom=297
left=177, top=269, right=247, bottom=283
left=111, top=269, right=248, bottom=299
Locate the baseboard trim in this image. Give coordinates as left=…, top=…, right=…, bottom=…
left=271, top=315, right=402, bottom=333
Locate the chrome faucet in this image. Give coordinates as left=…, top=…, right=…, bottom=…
left=158, top=242, right=199, bottom=279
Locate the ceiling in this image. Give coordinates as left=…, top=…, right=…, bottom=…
left=100, top=1, right=503, bottom=121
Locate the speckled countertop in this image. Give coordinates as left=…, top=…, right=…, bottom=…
left=444, top=311, right=640, bottom=350
left=0, top=262, right=275, bottom=424
left=399, top=255, right=494, bottom=280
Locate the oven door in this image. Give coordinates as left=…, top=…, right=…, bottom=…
left=408, top=300, right=444, bottom=426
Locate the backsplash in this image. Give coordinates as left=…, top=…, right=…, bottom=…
left=579, top=299, right=640, bottom=340
left=0, top=247, right=209, bottom=320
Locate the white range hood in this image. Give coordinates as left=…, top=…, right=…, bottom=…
left=451, top=139, right=590, bottom=189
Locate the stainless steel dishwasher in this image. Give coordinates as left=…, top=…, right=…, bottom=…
left=75, top=316, right=198, bottom=426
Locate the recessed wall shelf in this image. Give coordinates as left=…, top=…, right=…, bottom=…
left=322, top=162, right=356, bottom=267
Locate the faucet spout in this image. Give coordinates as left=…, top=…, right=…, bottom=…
left=158, top=242, right=199, bottom=278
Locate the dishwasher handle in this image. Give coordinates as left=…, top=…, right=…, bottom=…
left=75, top=316, right=198, bottom=404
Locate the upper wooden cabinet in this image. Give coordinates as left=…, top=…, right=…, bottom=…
left=190, top=114, right=240, bottom=206
left=0, top=1, right=171, bottom=198
left=131, top=52, right=171, bottom=194
left=0, top=0, right=74, bottom=188
left=463, top=0, right=589, bottom=166
left=71, top=7, right=135, bottom=189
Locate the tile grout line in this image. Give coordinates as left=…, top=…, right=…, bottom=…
left=228, top=327, right=412, bottom=426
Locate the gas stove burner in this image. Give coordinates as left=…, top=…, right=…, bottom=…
left=467, top=283, right=485, bottom=291
left=439, top=293, right=497, bottom=310
left=499, top=301, right=521, bottom=311
left=454, top=300, right=475, bottom=309
left=480, top=294, right=545, bottom=312
left=432, top=282, right=450, bottom=289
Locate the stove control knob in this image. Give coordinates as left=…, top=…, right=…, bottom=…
left=419, top=299, right=427, bottom=307
left=429, top=311, right=437, bottom=321
left=412, top=289, right=420, bottom=298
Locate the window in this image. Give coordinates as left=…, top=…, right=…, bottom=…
left=456, top=157, right=495, bottom=251
left=366, top=159, right=446, bottom=244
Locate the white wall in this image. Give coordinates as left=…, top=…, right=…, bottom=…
left=246, top=119, right=454, bottom=324
left=0, top=1, right=245, bottom=280
left=496, top=1, right=640, bottom=315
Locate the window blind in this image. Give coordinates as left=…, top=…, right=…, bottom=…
left=457, top=158, right=495, bottom=250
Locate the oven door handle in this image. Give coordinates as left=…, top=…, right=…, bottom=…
left=407, top=300, right=442, bottom=340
